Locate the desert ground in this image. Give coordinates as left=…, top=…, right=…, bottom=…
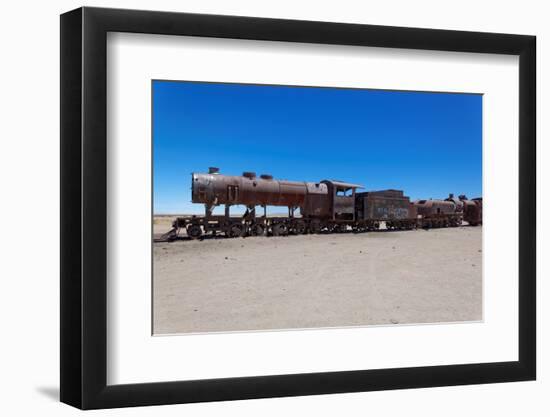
left=153, top=216, right=482, bottom=335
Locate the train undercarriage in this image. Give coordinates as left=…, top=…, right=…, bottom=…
left=156, top=211, right=464, bottom=242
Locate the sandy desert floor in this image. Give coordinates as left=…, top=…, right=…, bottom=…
left=153, top=218, right=482, bottom=335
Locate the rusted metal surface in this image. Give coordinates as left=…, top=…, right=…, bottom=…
left=460, top=196, right=483, bottom=226
left=413, top=199, right=456, bottom=216
left=302, top=182, right=329, bottom=217
left=445, top=193, right=464, bottom=212
left=356, top=190, right=416, bottom=221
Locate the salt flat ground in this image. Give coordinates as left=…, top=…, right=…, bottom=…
left=153, top=221, right=482, bottom=335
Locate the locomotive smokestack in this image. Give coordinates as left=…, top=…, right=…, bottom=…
left=449, top=193, right=454, bottom=199
left=208, top=167, right=220, bottom=174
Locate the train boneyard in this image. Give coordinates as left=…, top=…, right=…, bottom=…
left=156, top=168, right=482, bottom=241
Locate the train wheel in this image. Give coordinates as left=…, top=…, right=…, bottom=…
left=228, top=224, right=244, bottom=238
left=186, top=224, right=202, bottom=239
left=270, top=223, right=287, bottom=236
left=272, top=223, right=288, bottom=236
left=294, top=220, right=307, bottom=235
left=309, top=220, right=321, bottom=234
left=249, top=224, right=265, bottom=236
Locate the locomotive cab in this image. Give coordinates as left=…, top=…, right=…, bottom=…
left=321, top=180, right=363, bottom=221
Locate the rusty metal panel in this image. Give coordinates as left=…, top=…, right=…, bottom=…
left=333, top=196, right=355, bottom=215
left=357, top=190, right=413, bottom=220
left=366, top=189, right=404, bottom=198
left=278, top=181, right=308, bottom=207
left=302, top=183, right=329, bottom=217
left=461, top=198, right=482, bottom=225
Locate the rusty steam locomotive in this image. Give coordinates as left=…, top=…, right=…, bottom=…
left=160, top=167, right=482, bottom=240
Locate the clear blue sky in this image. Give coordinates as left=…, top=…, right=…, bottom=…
left=153, top=80, right=482, bottom=214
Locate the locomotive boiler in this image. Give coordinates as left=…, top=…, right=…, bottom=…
left=413, top=197, right=462, bottom=227
left=158, top=168, right=482, bottom=240
left=192, top=167, right=310, bottom=214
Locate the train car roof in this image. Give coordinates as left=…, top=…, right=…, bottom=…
left=322, top=180, right=364, bottom=189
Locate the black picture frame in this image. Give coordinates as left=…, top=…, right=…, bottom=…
left=60, top=6, right=536, bottom=410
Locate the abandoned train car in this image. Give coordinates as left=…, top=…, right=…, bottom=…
left=159, top=168, right=482, bottom=240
